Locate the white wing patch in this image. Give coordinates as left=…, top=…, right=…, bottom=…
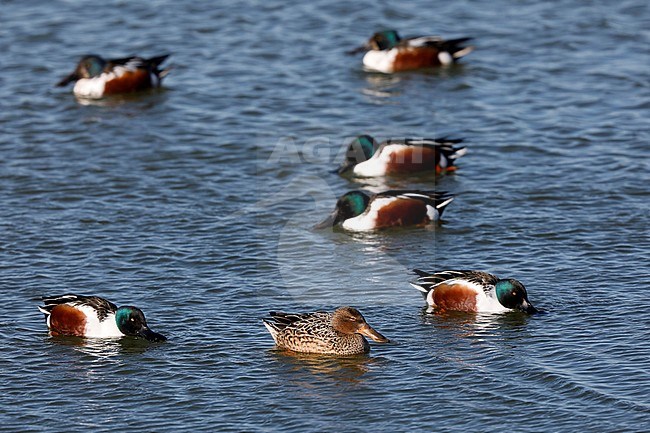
left=440, top=278, right=485, bottom=294
left=403, top=139, right=438, bottom=146
left=123, top=58, right=145, bottom=70
left=406, top=36, right=443, bottom=47
left=395, top=192, right=429, bottom=200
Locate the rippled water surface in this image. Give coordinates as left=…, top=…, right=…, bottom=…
left=1, top=0, right=649, bottom=431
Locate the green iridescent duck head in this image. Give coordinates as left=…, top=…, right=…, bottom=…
left=347, top=29, right=402, bottom=55
left=368, top=30, right=402, bottom=50
left=314, top=191, right=370, bottom=229
left=337, top=135, right=378, bottom=174
left=495, top=279, right=537, bottom=313
left=57, top=55, right=107, bottom=87
left=115, top=306, right=167, bottom=342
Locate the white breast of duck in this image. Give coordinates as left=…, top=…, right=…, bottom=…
left=472, top=286, right=510, bottom=313
left=73, top=75, right=108, bottom=98
left=351, top=143, right=409, bottom=176
left=77, top=305, right=124, bottom=338
left=362, top=49, right=399, bottom=74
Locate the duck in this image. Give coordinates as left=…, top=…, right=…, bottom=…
left=410, top=270, right=538, bottom=313
left=263, top=306, right=389, bottom=355
left=314, top=190, right=454, bottom=231
left=337, top=135, right=466, bottom=176
left=38, top=294, right=166, bottom=341
left=349, top=30, right=474, bottom=73
left=56, top=54, right=171, bottom=99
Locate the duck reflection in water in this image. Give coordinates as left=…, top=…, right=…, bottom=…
left=268, top=348, right=385, bottom=385
left=44, top=334, right=158, bottom=357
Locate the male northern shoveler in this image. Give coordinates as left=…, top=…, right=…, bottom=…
left=314, top=190, right=454, bottom=231
left=337, top=135, right=466, bottom=176
left=38, top=294, right=166, bottom=341
left=349, top=30, right=474, bottom=73
left=56, top=54, right=171, bottom=99
left=410, top=270, right=538, bottom=314
left=263, top=306, right=389, bottom=355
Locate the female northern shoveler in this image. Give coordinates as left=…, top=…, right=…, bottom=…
left=349, top=30, right=474, bottom=73
left=56, top=54, right=170, bottom=99
left=314, top=190, right=454, bottom=231
left=38, top=294, right=166, bottom=341
left=410, top=270, right=538, bottom=314
left=263, top=306, right=389, bottom=355
left=337, top=135, right=466, bottom=176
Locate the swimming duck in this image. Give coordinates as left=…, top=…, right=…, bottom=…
left=337, top=135, right=466, bottom=176
left=57, top=54, right=170, bottom=98
left=349, top=30, right=474, bottom=73
left=315, top=190, right=454, bottom=231
left=411, top=270, right=538, bottom=313
left=263, top=306, right=389, bottom=355
left=38, top=294, right=166, bottom=341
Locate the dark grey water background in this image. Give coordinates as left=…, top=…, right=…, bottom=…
left=1, top=0, right=649, bottom=431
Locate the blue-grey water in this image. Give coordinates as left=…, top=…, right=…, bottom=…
left=1, top=0, right=649, bottom=431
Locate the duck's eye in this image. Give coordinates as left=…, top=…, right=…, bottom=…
left=512, top=291, right=517, bottom=296
left=130, top=317, right=135, bottom=322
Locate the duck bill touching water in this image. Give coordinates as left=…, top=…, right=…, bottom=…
left=314, top=190, right=454, bottom=231
left=57, top=54, right=171, bottom=99
left=263, top=306, right=389, bottom=355
left=337, top=135, right=467, bottom=177
left=348, top=30, right=474, bottom=74
left=38, top=294, right=166, bottom=342
left=410, top=270, right=538, bottom=314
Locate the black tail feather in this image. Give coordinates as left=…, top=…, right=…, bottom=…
left=413, top=269, right=432, bottom=278
left=146, top=54, right=171, bottom=69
